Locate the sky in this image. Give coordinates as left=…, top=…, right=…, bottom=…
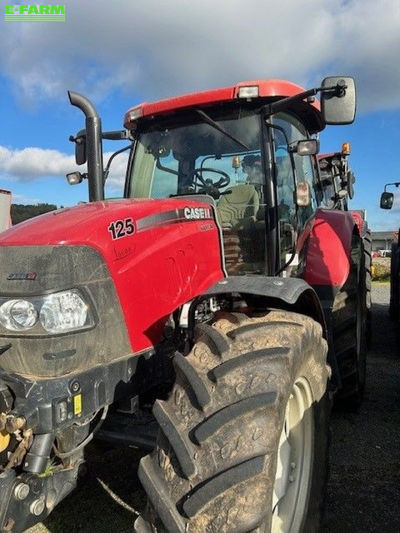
left=0, top=0, right=400, bottom=230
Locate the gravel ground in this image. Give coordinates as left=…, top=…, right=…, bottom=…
left=322, top=282, right=400, bottom=532
left=27, top=282, right=399, bottom=532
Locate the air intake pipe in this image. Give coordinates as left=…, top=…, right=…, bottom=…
left=68, top=91, right=104, bottom=202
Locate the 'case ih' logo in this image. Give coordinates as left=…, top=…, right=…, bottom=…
left=7, top=273, right=37, bottom=280
left=183, top=207, right=212, bottom=220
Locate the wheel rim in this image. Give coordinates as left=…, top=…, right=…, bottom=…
left=271, top=378, right=314, bottom=533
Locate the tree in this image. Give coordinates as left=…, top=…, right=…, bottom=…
left=11, top=203, right=58, bottom=224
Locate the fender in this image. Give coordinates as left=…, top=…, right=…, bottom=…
left=302, top=208, right=358, bottom=298
left=349, top=209, right=364, bottom=235
left=200, top=275, right=326, bottom=335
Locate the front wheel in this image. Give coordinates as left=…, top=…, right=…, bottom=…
left=135, top=310, right=330, bottom=533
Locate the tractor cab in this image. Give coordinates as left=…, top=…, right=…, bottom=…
left=117, top=79, right=354, bottom=276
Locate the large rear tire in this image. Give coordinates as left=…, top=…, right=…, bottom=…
left=332, top=236, right=367, bottom=409
left=135, top=310, right=330, bottom=533
left=363, top=229, right=372, bottom=346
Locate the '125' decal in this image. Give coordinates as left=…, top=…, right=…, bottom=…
left=108, top=218, right=135, bottom=240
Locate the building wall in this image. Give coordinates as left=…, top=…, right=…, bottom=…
left=372, top=230, right=398, bottom=251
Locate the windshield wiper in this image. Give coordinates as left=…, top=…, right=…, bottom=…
left=194, top=109, right=250, bottom=151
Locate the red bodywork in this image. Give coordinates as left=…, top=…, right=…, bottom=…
left=302, top=208, right=357, bottom=287
left=0, top=199, right=224, bottom=352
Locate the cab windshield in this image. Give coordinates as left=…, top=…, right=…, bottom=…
left=127, top=105, right=264, bottom=200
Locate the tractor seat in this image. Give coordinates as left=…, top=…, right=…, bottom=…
left=216, top=184, right=264, bottom=274
left=216, top=184, right=260, bottom=228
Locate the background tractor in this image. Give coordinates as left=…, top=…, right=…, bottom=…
left=0, top=77, right=365, bottom=533
left=317, top=144, right=372, bottom=344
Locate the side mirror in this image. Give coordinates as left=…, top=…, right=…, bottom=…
left=321, top=76, right=356, bottom=125
left=380, top=191, right=394, bottom=209
left=69, top=129, right=87, bottom=165
left=289, top=139, right=320, bottom=156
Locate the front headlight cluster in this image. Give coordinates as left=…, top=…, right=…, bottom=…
left=0, top=289, right=95, bottom=335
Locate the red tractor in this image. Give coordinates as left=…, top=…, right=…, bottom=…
left=0, top=77, right=365, bottom=532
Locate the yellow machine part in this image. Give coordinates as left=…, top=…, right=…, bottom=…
left=0, top=429, right=10, bottom=453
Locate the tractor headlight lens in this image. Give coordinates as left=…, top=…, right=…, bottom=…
left=39, top=290, right=89, bottom=334
left=0, top=289, right=95, bottom=335
left=0, top=300, right=38, bottom=331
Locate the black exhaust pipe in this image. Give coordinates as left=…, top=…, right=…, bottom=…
left=68, top=91, right=104, bottom=202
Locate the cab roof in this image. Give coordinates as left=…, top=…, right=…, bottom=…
left=124, top=79, right=325, bottom=133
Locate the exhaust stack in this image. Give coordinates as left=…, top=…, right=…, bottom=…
left=68, top=91, right=104, bottom=202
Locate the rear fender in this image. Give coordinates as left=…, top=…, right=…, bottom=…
left=301, top=209, right=361, bottom=390
left=348, top=209, right=366, bottom=236
left=303, top=208, right=359, bottom=299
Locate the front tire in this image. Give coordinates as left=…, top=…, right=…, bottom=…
left=135, top=310, right=330, bottom=533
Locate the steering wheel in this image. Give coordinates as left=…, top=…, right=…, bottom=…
left=189, top=168, right=231, bottom=190
left=176, top=168, right=231, bottom=199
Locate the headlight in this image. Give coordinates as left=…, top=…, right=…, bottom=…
left=0, top=289, right=95, bottom=335
left=40, top=291, right=88, bottom=334
left=0, top=300, right=38, bottom=331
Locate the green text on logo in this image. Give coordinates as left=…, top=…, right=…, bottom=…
left=5, top=5, right=65, bottom=21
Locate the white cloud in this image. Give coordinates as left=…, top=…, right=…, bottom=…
left=0, top=146, right=75, bottom=180
left=0, top=0, right=399, bottom=112
left=0, top=145, right=127, bottom=189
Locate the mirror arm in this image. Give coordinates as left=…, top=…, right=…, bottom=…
left=262, top=82, right=348, bottom=118
left=384, top=181, right=400, bottom=191
left=262, top=88, right=319, bottom=117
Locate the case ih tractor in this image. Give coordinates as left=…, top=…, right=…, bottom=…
left=0, top=77, right=365, bottom=533
left=380, top=183, right=400, bottom=322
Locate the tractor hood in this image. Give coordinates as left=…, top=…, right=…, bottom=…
left=0, top=198, right=215, bottom=249
left=0, top=198, right=225, bottom=358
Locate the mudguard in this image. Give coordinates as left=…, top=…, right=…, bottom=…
left=202, top=275, right=326, bottom=335
left=349, top=209, right=366, bottom=236
left=302, top=208, right=358, bottom=296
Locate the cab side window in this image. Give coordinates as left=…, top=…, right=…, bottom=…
left=274, top=113, right=317, bottom=227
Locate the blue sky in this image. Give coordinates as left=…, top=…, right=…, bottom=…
left=0, top=0, right=400, bottom=230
